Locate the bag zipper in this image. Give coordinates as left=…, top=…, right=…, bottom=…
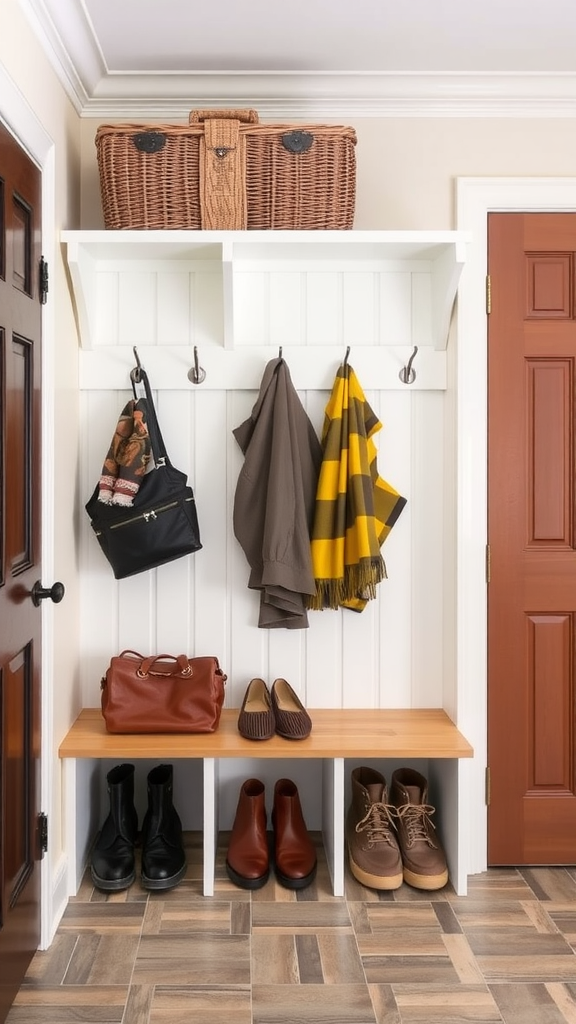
left=98, top=496, right=194, bottom=533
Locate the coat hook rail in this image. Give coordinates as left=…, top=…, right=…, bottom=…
left=399, top=345, right=418, bottom=384
left=187, top=346, right=206, bottom=385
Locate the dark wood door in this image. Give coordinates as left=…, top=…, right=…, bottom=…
left=488, top=212, right=576, bottom=863
left=0, top=120, right=43, bottom=1019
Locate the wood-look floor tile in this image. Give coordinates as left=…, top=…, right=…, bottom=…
left=251, top=933, right=299, bottom=984
left=361, top=955, right=460, bottom=985
left=547, top=907, right=576, bottom=942
left=155, top=900, right=233, bottom=933
left=131, top=933, right=250, bottom=986
left=433, top=901, right=462, bottom=934
left=451, top=898, right=548, bottom=930
left=520, top=868, right=576, bottom=903
left=466, top=930, right=573, bottom=957
left=348, top=902, right=372, bottom=935
left=12, top=863, right=576, bottom=1024
left=521, top=900, right=559, bottom=935
left=545, top=982, right=576, bottom=1024
left=458, top=871, right=536, bottom=902
left=142, top=900, right=164, bottom=935
left=296, top=934, right=324, bottom=983
left=8, top=984, right=128, bottom=1022
left=490, top=981, right=570, bottom=1023
left=368, top=983, right=402, bottom=1024
left=252, top=901, right=351, bottom=931
left=19, top=935, right=78, bottom=985
left=357, top=929, right=446, bottom=957
left=394, top=984, right=502, bottom=1022
left=58, top=902, right=145, bottom=933
left=231, top=900, right=251, bottom=934
left=149, top=986, right=252, bottom=1024
left=317, top=933, right=367, bottom=984
left=442, top=934, right=486, bottom=984
left=363, top=903, right=439, bottom=931
left=64, top=934, right=140, bottom=986
left=122, top=983, right=154, bottom=1024
left=252, top=983, right=376, bottom=1023
left=479, top=955, right=576, bottom=984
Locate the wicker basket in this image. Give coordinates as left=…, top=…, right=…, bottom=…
left=96, top=108, right=357, bottom=230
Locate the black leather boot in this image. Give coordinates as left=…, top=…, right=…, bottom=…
left=90, top=763, right=138, bottom=891
left=141, top=764, right=186, bottom=890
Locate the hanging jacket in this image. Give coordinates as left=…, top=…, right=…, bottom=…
left=233, top=356, right=322, bottom=629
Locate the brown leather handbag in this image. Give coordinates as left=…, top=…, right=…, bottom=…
left=101, top=650, right=226, bottom=734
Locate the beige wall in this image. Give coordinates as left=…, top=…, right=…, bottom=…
left=81, top=114, right=576, bottom=230
left=1, top=0, right=82, bottom=930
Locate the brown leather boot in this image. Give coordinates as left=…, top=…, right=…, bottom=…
left=390, top=768, right=449, bottom=890
left=272, top=778, right=317, bottom=889
left=346, top=767, right=403, bottom=890
left=226, top=778, right=270, bottom=889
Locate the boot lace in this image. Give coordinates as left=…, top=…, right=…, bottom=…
left=356, top=802, right=398, bottom=848
left=396, top=803, right=438, bottom=848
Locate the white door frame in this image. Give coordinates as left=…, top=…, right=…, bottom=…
left=456, top=178, right=576, bottom=876
left=0, top=61, right=57, bottom=948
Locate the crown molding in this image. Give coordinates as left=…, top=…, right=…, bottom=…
left=18, top=0, right=576, bottom=119
left=80, top=71, right=576, bottom=119
left=18, top=0, right=104, bottom=112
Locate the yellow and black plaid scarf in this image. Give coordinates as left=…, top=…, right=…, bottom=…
left=307, top=362, right=406, bottom=612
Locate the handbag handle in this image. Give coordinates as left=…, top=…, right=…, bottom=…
left=131, top=367, right=172, bottom=468
left=137, top=654, right=192, bottom=678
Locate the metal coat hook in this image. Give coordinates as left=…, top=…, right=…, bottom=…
left=130, top=345, right=143, bottom=384
left=399, top=345, right=418, bottom=384
left=187, top=346, right=206, bottom=385
left=278, top=346, right=283, bottom=358
left=343, top=346, right=350, bottom=366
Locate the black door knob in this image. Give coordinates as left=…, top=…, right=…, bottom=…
left=31, top=581, right=65, bottom=606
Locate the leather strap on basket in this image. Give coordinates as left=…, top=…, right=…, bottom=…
left=198, top=117, right=248, bottom=230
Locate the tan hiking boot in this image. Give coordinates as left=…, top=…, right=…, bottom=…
left=346, top=767, right=403, bottom=890
left=390, top=768, right=449, bottom=890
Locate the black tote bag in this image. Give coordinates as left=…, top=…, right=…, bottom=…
left=85, top=368, right=201, bottom=579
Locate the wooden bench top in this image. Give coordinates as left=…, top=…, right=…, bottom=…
left=58, top=707, right=474, bottom=760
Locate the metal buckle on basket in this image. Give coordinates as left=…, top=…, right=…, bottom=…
left=133, top=131, right=167, bottom=154
left=282, top=131, right=314, bottom=154
left=212, top=146, right=235, bottom=158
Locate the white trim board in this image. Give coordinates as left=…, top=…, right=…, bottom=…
left=456, top=177, right=576, bottom=876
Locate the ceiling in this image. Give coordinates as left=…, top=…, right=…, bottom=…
left=22, top=0, right=576, bottom=117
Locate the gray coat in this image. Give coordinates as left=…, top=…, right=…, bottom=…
left=233, top=357, right=322, bottom=628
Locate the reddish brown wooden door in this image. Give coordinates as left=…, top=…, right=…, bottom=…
left=488, top=212, right=576, bottom=864
left=0, top=120, right=43, bottom=1018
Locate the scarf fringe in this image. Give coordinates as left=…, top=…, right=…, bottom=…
left=307, top=556, right=387, bottom=610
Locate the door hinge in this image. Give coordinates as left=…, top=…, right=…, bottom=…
left=485, top=543, right=491, bottom=583
left=39, top=812, right=48, bottom=855
left=39, top=256, right=49, bottom=304
left=485, top=767, right=491, bottom=806
left=486, top=274, right=491, bottom=315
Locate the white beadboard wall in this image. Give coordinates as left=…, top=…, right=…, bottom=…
left=71, top=235, right=458, bottom=832
left=77, top=251, right=449, bottom=717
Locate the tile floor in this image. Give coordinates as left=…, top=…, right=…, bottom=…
left=6, top=832, right=576, bottom=1023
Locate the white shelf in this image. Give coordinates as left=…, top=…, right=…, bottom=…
left=62, top=230, right=468, bottom=390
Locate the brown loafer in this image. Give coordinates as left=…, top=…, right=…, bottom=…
left=237, top=678, right=275, bottom=740
left=271, top=678, right=312, bottom=739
